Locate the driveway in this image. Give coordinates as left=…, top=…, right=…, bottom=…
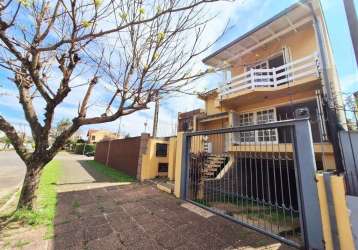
left=0, top=151, right=26, bottom=200
left=51, top=183, right=294, bottom=250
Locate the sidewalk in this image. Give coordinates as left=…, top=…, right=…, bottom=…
left=0, top=153, right=294, bottom=249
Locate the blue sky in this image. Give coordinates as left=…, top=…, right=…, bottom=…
left=0, top=0, right=357, bottom=138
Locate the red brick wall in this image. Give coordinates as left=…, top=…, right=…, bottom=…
left=95, top=136, right=142, bottom=177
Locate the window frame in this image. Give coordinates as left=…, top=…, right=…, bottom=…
left=158, top=163, right=168, bottom=173
left=156, top=143, right=168, bottom=157
left=238, top=108, right=278, bottom=144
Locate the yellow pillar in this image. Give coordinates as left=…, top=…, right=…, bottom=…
left=316, top=174, right=334, bottom=250
left=330, top=175, right=355, bottom=250
left=316, top=174, right=355, bottom=250
left=174, top=132, right=184, bottom=198
left=168, top=137, right=177, bottom=181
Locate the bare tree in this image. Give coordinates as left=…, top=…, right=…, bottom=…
left=0, top=0, right=226, bottom=208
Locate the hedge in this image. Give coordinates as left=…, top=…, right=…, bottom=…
left=74, top=143, right=96, bottom=154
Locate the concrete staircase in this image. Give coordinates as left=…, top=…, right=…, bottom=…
left=201, top=155, right=228, bottom=179
left=152, top=177, right=174, bottom=194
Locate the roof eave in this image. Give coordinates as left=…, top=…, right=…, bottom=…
left=202, top=0, right=308, bottom=66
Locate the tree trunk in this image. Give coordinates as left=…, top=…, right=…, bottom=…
left=18, top=163, right=44, bottom=209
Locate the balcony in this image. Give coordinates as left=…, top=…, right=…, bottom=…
left=219, top=52, right=320, bottom=100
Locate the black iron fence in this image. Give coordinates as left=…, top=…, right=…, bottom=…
left=334, top=105, right=358, bottom=196
left=181, top=119, right=324, bottom=249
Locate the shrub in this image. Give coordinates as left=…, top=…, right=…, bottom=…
left=74, top=143, right=96, bottom=154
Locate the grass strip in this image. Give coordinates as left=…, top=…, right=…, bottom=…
left=85, top=160, right=135, bottom=182
left=11, top=160, right=62, bottom=239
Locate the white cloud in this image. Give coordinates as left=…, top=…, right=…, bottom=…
left=340, top=72, right=358, bottom=93
left=0, top=0, right=258, bottom=139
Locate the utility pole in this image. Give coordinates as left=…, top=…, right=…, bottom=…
left=116, top=117, right=122, bottom=138
left=144, top=120, right=148, bottom=132
left=152, top=95, right=160, bottom=137
left=343, top=0, right=358, bottom=66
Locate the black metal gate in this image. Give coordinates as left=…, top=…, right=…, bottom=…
left=335, top=105, right=358, bottom=196
left=180, top=118, right=324, bottom=249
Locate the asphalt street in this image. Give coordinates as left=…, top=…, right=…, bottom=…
left=0, top=151, right=26, bottom=200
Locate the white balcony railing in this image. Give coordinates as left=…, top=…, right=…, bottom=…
left=219, top=52, right=320, bottom=98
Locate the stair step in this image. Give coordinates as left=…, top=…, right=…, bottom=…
left=205, top=162, right=223, bottom=166
left=202, top=168, right=218, bottom=173
left=207, top=156, right=226, bottom=160
left=156, top=183, right=173, bottom=194
left=204, top=165, right=221, bottom=170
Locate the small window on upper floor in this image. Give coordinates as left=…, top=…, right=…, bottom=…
left=156, top=143, right=168, bottom=157
left=91, top=135, right=96, bottom=140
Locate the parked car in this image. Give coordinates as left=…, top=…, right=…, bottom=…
left=85, top=151, right=95, bottom=157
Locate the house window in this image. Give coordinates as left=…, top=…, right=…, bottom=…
left=257, top=109, right=277, bottom=142
left=246, top=52, right=287, bottom=86
left=158, top=163, right=168, bottom=173
left=91, top=135, right=96, bottom=141
left=239, top=113, right=255, bottom=143
left=238, top=108, right=277, bottom=143
left=156, top=143, right=168, bottom=157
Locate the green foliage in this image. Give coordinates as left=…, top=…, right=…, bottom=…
left=76, top=138, right=86, bottom=143
left=18, top=0, right=31, bottom=7
left=1, top=136, right=11, bottom=150
left=139, top=7, right=145, bottom=15
left=157, top=32, right=165, bottom=43
left=94, top=0, right=102, bottom=8
left=120, top=12, right=128, bottom=21
left=12, top=160, right=62, bottom=238
left=82, top=20, right=91, bottom=28
left=74, top=143, right=96, bottom=154
left=86, top=160, right=135, bottom=182
left=156, top=6, right=162, bottom=14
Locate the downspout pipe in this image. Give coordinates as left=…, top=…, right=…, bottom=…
left=305, top=0, right=345, bottom=173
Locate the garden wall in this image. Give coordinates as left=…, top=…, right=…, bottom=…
left=95, top=136, right=144, bottom=177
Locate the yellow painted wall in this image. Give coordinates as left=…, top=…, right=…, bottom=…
left=205, top=95, right=222, bottom=115
left=140, top=138, right=169, bottom=181
left=174, top=132, right=184, bottom=198
left=168, top=137, right=177, bottom=181
left=231, top=90, right=317, bottom=114
left=88, top=130, right=118, bottom=144
left=316, top=174, right=355, bottom=250
left=231, top=24, right=317, bottom=77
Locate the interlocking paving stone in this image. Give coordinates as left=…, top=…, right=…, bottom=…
left=85, top=223, right=113, bottom=242
left=53, top=180, right=296, bottom=249
left=86, top=233, right=125, bottom=250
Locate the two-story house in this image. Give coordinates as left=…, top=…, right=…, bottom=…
left=87, top=129, right=119, bottom=144
left=178, top=0, right=345, bottom=171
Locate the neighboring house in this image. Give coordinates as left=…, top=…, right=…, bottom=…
left=87, top=129, right=119, bottom=144
left=179, top=0, right=345, bottom=171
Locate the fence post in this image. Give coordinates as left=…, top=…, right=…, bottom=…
left=293, top=119, right=324, bottom=249
left=105, top=140, right=112, bottom=166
